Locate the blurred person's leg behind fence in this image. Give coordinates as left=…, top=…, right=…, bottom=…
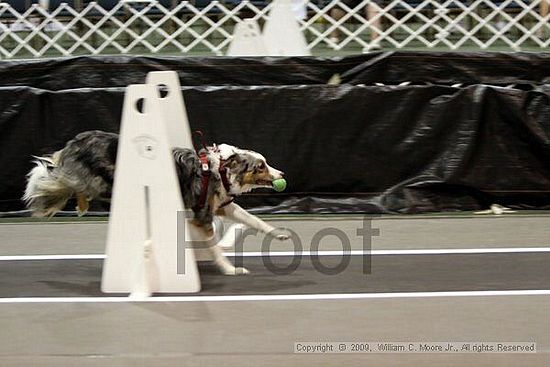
left=329, top=0, right=383, bottom=49
left=367, top=0, right=382, bottom=48
left=540, top=0, right=549, bottom=38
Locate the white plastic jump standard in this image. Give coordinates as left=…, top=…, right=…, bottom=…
left=227, top=19, right=267, bottom=57
left=262, top=0, right=310, bottom=56
left=145, top=71, right=194, bottom=149
left=102, top=71, right=201, bottom=297
left=146, top=72, right=223, bottom=263
left=227, top=0, right=310, bottom=57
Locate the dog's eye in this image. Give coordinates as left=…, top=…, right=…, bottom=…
left=257, top=162, right=265, bottom=170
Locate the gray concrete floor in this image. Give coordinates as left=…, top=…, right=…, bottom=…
left=2, top=215, right=550, bottom=255
left=2, top=296, right=550, bottom=366
left=1, top=214, right=549, bottom=366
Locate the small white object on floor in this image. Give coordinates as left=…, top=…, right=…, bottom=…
left=474, top=204, right=516, bottom=215
left=327, top=73, right=341, bottom=85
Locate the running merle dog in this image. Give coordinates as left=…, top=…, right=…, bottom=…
left=23, top=130, right=288, bottom=275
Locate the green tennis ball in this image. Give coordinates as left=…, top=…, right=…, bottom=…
left=272, top=178, right=287, bottom=192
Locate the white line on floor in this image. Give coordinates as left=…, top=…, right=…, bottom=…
left=2, top=247, right=550, bottom=261
left=229, top=248, right=550, bottom=257
left=0, top=290, right=550, bottom=303
left=0, top=254, right=106, bottom=261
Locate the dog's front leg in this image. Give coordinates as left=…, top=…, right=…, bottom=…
left=220, top=202, right=289, bottom=241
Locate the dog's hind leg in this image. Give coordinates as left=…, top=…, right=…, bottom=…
left=209, top=244, right=249, bottom=275
left=76, top=193, right=89, bottom=217
left=192, top=222, right=249, bottom=275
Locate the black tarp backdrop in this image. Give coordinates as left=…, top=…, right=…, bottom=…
left=1, top=52, right=549, bottom=215
left=0, top=52, right=549, bottom=88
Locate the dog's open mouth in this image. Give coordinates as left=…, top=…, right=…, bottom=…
left=255, top=179, right=273, bottom=186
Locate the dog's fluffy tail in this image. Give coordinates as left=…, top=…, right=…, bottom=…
left=22, top=154, right=74, bottom=217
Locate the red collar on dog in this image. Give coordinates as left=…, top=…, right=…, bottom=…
left=218, top=159, right=233, bottom=194
left=195, top=151, right=233, bottom=211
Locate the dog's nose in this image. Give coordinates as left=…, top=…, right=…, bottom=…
left=269, top=166, right=284, bottom=179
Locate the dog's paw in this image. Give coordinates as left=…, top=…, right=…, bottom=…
left=75, top=206, right=88, bottom=217
left=269, top=228, right=290, bottom=241
left=220, top=266, right=250, bottom=276
left=234, top=267, right=250, bottom=275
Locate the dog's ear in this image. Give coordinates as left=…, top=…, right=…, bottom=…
left=225, top=153, right=240, bottom=169
left=225, top=153, right=251, bottom=173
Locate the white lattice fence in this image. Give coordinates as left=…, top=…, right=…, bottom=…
left=0, top=0, right=548, bottom=58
